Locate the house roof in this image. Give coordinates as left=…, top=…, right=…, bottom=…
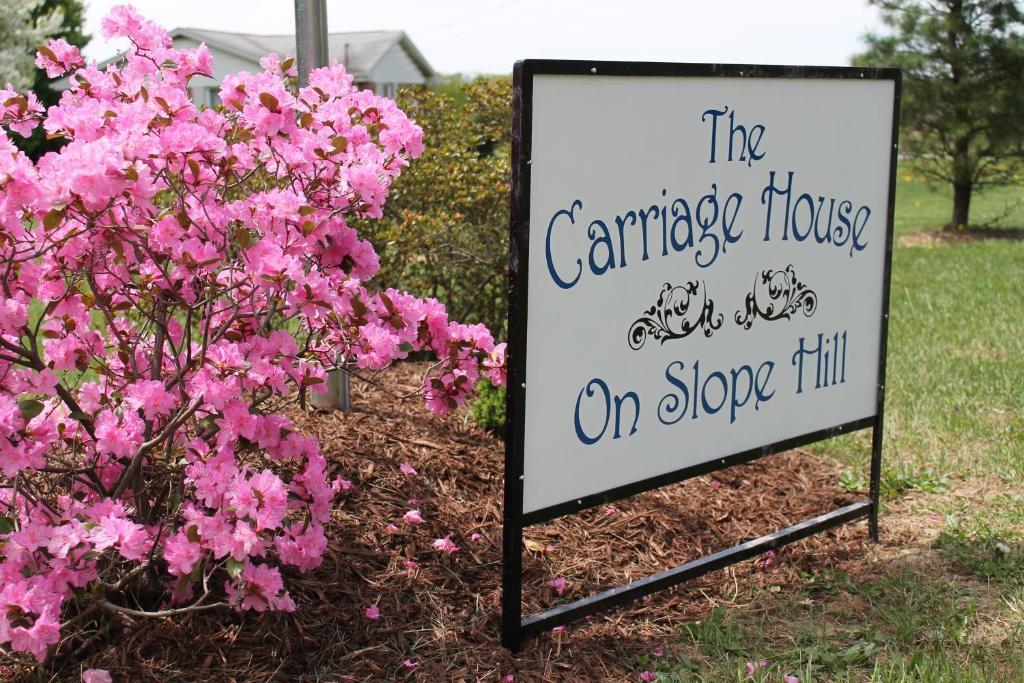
left=170, top=28, right=435, bottom=82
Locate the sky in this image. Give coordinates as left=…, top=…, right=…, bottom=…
left=80, top=0, right=884, bottom=75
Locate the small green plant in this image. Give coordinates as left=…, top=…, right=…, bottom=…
left=838, top=469, right=950, bottom=496
left=471, top=380, right=506, bottom=434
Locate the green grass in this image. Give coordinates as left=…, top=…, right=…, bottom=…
left=635, top=571, right=1024, bottom=681
left=640, top=165, right=1024, bottom=681
left=813, top=165, right=1024, bottom=487
left=892, top=166, right=1024, bottom=235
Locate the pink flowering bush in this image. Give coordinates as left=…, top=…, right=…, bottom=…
left=0, top=5, right=504, bottom=664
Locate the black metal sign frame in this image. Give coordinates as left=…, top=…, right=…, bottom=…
left=502, top=59, right=901, bottom=652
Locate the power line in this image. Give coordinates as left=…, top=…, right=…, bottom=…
left=418, top=0, right=525, bottom=36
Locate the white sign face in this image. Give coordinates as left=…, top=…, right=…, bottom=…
left=518, top=70, right=896, bottom=516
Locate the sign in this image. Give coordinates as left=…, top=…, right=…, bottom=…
left=502, top=60, right=900, bottom=651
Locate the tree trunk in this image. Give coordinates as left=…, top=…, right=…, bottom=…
left=949, top=181, right=972, bottom=231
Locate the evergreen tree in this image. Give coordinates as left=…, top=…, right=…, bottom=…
left=856, top=0, right=1024, bottom=229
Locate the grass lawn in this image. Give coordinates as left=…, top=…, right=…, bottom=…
left=636, top=166, right=1024, bottom=682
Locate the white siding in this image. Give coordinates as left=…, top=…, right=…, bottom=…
left=368, top=42, right=426, bottom=94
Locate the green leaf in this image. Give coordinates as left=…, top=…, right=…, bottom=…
left=226, top=557, right=245, bottom=579
left=0, top=516, right=14, bottom=534
left=18, top=399, right=44, bottom=421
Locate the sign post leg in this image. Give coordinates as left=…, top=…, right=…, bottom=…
left=868, top=420, right=884, bottom=542
left=501, top=527, right=523, bottom=652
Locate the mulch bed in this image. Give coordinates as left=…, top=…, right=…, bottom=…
left=58, top=362, right=870, bottom=681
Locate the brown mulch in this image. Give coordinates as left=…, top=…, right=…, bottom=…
left=57, top=362, right=874, bottom=682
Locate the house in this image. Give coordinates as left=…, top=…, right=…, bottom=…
left=57, top=28, right=436, bottom=102
left=173, top=28, right=436, bottom=106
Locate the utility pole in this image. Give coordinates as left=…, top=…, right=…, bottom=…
left=295, top=0, right=351, bottom=413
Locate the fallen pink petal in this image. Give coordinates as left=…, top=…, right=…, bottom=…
left=639, top=671, right=658, bottom=682
left=755, top=550, right=777, bottom=571
left=402, top=659, right=419, bottom=669
left=399, top=462, right=417, bottom=476
left=403, top=509, right=424, bottom=525
left=545, top=576, right=568, bottom=595
left=433, top=536, right=460, bottom=553
left=364, top=604, right=380, bottom=620
left=744, top=659, right=769, bottom=678
left=651, top=646, right=665, bottom=657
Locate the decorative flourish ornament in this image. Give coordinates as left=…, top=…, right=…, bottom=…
left=628, top=281, right=723, bottom=350
left=735, top=265, right=818, bottom=330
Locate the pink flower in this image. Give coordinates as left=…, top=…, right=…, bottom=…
left=385, top=523, right=399, bottom=533
left=399, top=462, right=417, bottom=476
left=364, top=604, right=380, bottom=620
left=82, top=670, right=113, bottom=683
left=744, top=659, right=768, bottom=678
left=552, top=625, right=566, bottom=633
left=503, top=675, right=516, bottom=682
left=123, top=379, right=177, bottom=421
left=639, top=672, right=657, bottom=682
left=784, top=676, right=800, bottom=683
left=545, top=576, right=568, bottom=596
left=652, top=646, right=664, bottom=657
left=403, top=560, right=419, bottom=576
left=402, top=509, right=424, bottom=525
left=91, top=514, right=152, bottom=561
left=226, top=563, right=294, bottom=612
left=471, top=532, right=482, bottom=541
left=163, top=530, right=203, bottom=576
left=36, top=39, right=84, bottom=78
left=432, top=536, right=459, bottom=553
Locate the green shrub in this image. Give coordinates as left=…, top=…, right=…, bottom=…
left=362, top=76, right=511, bottom=337
left=471, top=379, right=506, bottom=434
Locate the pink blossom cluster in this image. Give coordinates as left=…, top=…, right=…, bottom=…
left=0, top=5, right=504, bottom=664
